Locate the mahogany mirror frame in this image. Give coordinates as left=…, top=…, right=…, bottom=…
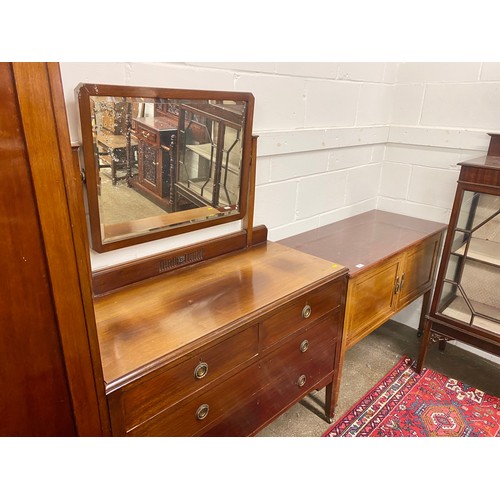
left=76, top=83, right=255, bottom=253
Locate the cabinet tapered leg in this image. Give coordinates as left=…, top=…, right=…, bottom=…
left=325, top=382, right=335, bottom=423
left=417, top=290, right=431, bottom=337
left=416, top=318, right=432, bottom=373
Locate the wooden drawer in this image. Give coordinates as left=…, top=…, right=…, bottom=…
left=128, top=361, right=262, bottom=437
left=109, top=325, right=258, bottom=434
left=204, top=314, right=339, bottom=436
left=260, top=281, right=343, bottom=350
left=135, top=123, right=159, bottom=146
left=260, top=315, right=338, bottom=389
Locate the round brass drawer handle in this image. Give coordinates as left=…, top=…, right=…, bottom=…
left=196, top=403, right=210, bottom=421
left=297, top=374, right=307, bottom=387
left=302, top=304, right=312, bottom=319
left=299, top=339, right=309, bottom=353
left=194, top=361, right=209, bottom=380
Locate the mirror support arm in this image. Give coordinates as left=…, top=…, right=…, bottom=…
left=244, top=135, right=258, bottom=248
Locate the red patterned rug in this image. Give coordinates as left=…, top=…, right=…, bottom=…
left=323, top=356, right=500, bottom=437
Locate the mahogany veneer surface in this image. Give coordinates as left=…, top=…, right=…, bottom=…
left=279, top=210, right=447, bottom=277
left=94, top=241, right=346, bottom=391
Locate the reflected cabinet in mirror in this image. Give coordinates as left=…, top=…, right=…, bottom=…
left=77, top=83, right=255, bottom=252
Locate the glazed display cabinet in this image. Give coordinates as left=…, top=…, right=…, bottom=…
left=175, top=101, right=244, bottom=211
left=417, top=133, right=500, bottom=371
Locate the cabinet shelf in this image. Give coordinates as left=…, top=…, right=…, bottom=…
left=176, top=102, right=243, bottom=212
left=454, top=238, right=500, bottom=267
left=440, top=296, right=500, bottom=335
left=177, top=178, right=235, bottom=209
left=186, top=143, right=239, bottom=174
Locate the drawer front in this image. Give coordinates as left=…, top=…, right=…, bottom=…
left=260, top=281, right=343, bottom=350
left=135, top=123, right=159, bottom=145
left=110, top=325, right=258, bottom=433
left=204, top=314, right=340, bottom=437
left=128, top=361, right=262, bottom=437
left=260, top=315, right=338, bottom=390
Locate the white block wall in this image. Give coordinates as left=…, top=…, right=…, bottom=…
left=60, top=62, right=500, bottom=355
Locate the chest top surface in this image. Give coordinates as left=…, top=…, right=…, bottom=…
left=94, top=241, right=347, bottom=387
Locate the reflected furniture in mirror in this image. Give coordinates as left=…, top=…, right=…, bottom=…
left=77, top=84, right=255, bottom=252
left=176, top=101, right=244, bottom=211
left=93, top=97, right=138, bottom=186
left=417, top=133, right=500, bottom=372
left=131, top=113, right=176, bottom=209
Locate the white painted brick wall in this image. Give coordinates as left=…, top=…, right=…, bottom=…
left=391, top=84, right=425, bottom=125
left=356, top=84, right=393, bottom=126
left=269, top=150, right=329, bottom=182
left=407, top=166, right=460, bottom=209
left=379, top=162, right=411, bottom=200
left=422, top=83, right=500, bottom=130
left=296, top=170, right=348, bottom=219
left=304, top=80, right=359, bottom=128
left=481, top=63, right=500, bottom=81
left=345, top=163, right=382, bottom=205
left=397, top=62, right=482, bottom=83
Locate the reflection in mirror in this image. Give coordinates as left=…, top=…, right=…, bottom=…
left=77, top=84, right=254, bottom=253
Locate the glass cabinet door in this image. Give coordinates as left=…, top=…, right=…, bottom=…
left=436, top=190, right=500, bottom=335
left=177, top=102, right=244, bottom=211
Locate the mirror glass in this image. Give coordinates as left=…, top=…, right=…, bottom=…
left=77, top=84, right=254, bottom=252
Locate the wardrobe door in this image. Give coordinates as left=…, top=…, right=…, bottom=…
left=0, top=62, right=75, bottom=436
left=0, top=62, right=108, bottom=436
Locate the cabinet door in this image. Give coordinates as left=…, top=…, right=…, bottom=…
left=344, top=256, right=401, bottom=349
left=397, top=233, right=442, bottom=309
left=138, top=141, right=162, bottom=196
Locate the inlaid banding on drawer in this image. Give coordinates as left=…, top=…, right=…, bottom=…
left=260, top=315, right=339, bottom=385
left=203, top=314, right=340, bottom=437
left=128, top=362, right=262, bottom=437
left=111, top=325, right=258, bottom=432
left=260, top=282, right=343, bottom=350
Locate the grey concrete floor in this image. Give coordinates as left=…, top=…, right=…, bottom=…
left=256, top=320, right=500, bottom=437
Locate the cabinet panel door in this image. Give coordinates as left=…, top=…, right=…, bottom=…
left=138, top=141, right=161, bottom=195
left=344, top=256, right=401, bottom=349
left=397, top=233, right=442, bottom=309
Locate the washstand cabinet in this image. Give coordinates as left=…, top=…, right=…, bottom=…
left=94, top=240, right=347, bottom=436
left=281, top=211, right=446, bottom=347
left=417, top=133, right=500, bottom=371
